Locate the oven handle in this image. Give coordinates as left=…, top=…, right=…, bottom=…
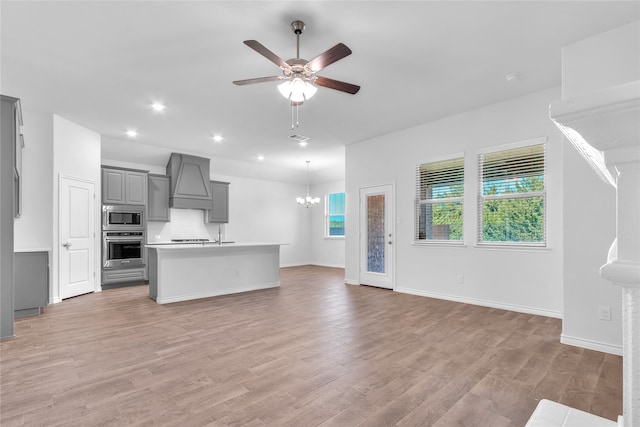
left=103, top=235, right=145, bottom=240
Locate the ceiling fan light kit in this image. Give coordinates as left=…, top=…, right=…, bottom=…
left=233, top=20, right=360, bottom=128
left=277, top=78, right=317, bottom=103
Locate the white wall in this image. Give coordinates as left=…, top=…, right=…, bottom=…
left=52, top=115, right=101, bottom=302
left=561, top=21, right=640, bottom=100
left=346, top=87, right=564, bottom=318
left=310, top=180, right=345, bottom=268
left=216, top=173, right=311, bottom=267
left=557, top=20, right=639, bottom=354
left=14, top=106, right=53, bottom=251
left=102, top=158, right=312, bottom=267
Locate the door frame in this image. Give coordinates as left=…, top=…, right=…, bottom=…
left=56, top=174, right=99, bottom=301
left=359, top=183, right=396, bottom=290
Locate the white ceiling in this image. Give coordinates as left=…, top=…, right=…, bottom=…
left=2, top=1, right=638, bottom=184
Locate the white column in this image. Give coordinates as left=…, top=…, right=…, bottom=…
left=600, top=161, right=640, bottom=427
left=550, top=80, right=640, bottom=427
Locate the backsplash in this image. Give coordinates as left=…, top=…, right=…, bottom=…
left=147, top=209, right=219, bottom=243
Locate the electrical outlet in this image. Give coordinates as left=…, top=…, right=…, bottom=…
left=457, top=275, right=464, bottom=284
left=598, top=306, right=612, bottom=321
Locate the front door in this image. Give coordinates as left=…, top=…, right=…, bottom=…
left=59, top=176, right=96, bottom=299
left=359, top=185, right=394, bottom=289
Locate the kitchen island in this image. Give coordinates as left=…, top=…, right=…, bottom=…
left=146, top=242, right=284, bottom=304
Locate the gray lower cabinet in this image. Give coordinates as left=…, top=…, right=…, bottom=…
left=15, top=251, right=49, bottom=318
left=207, top=181, right=229, bottom=223
left=102, top=267, right=146, bottom=285
left=148, top=174, right=170, bottom=222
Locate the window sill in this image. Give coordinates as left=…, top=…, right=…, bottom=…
left=324, top=236, right=345, bottom=240
left=413, top=241, right=466, bottom=248
left=474, top=243, right=550, bottom=252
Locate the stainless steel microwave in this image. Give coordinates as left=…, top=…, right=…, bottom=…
left=102, top=205, right=145, bottom=231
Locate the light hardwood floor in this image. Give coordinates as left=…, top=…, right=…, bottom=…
left=1, top=265, right=622, bottom=426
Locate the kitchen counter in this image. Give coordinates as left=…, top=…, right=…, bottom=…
left=14, top=248, right=52, bottom=253
left=147, top=242, right=285, bottom=304
left=146, top=242, right=275, bottom=249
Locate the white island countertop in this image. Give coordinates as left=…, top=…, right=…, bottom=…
left=146, top=242, right=285, bottom=249
left=147, top=242, right=286, bottom=304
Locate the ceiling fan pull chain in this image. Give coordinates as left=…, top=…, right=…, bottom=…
left=296, top=103, right=300, bottom=128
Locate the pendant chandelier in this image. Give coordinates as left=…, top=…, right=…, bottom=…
left=297, top=160, right=320, bottom=208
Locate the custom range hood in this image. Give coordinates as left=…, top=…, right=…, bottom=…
left=166, top=153, right=212, bottom=209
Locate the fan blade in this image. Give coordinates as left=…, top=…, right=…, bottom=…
left=233, top=76, right=283, bottom=86
left=313, top=76, right=360, bottom=94
left=306, top=43, right=352, bottom=72
left=243, top=40, right=289, bottom=69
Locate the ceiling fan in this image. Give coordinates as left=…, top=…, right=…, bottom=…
left=232, top=20, right=360, bottom=105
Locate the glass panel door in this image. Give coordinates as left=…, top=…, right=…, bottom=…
left=360, top=185, right=394, bottom=289
left=367, top=194, right=385, bottom=273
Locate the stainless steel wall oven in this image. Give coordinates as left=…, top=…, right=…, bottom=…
left=102, top=231, right=146, bottom=269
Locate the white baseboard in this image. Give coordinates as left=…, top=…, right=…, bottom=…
left=561, top=334, right=622, bottom=356
left=309, top=263, right=345, bottom=269
left=395, top=286, right=563, bottom=319
left=280, top=263, right=306, bottom=268
left=281, top=263, right=345, bottom=269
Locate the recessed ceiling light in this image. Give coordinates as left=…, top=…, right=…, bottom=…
left=257, top=155, right=265, bottom=161
left=212, top=135, right=223, bottom=142
left=151, top=102, right=166, bottom=112
left=299, top=141, right=308, bottom=147
left=126, top=130, right=138, bottom=138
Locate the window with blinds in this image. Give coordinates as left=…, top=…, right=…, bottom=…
left=478, top=143, right=546, bottom=245
left=415, top=157, right=464, bottom=243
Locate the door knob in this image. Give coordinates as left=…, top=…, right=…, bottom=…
left=62, top=242, right=72, bottom=249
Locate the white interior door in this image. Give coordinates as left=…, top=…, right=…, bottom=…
left=360, top=185, right=394, bottom=289
left=59, top=176, right=96, bottom=299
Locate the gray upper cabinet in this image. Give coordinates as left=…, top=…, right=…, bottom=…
left=148, top=174, right=171, bottom=222
left=207, top=181, right=229, bottom=223
left=102, top=168, right=125, bottom=204
left=102, top=167, right=148, bottom=206
left=125, top=171, right=147, bottom=205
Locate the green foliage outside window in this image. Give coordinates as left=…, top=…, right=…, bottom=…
left=481, top=176, right=544, bottom=242
left=429, top=184, right=463, bottom=240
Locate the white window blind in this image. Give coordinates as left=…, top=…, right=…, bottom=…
left=415, top=157, right=464, bottom=243
left=478, top=143, right=546, bottom=246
